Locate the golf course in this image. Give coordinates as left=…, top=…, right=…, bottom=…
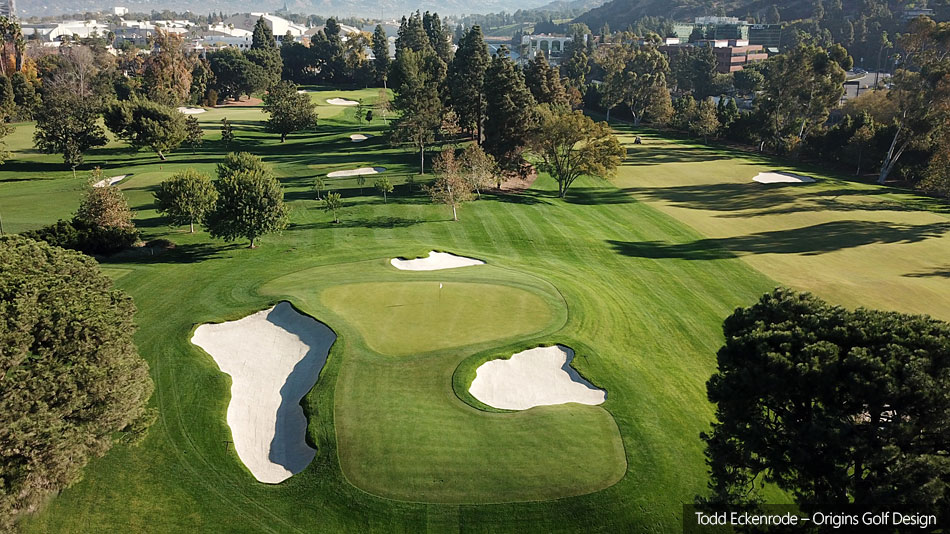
left=4, top=86, right=949, bottom=533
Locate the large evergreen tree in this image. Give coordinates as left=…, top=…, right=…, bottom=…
left=372, top=24, right=391, bottom=88
left=525, top=52, right=569, bottom=108
left=483, top=49, right=537, bottom=167
left=33, top=80, right=107, bottom=174
left=390, top=48, right=444, bottom=174
left=448, top=25, right=490, bottom=142
left=700, top=288, right=950, bottom=520
left=423, top=11, right=453, bottom=64
left=0, top=235, right=153, bottom=530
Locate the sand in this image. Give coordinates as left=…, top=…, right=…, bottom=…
left=390, top=251, right=485, bottom=271
left=326, top=98, right=359, bottom=106
left=469, top=345, right=606, bottom=410
left=350, top=134, right=372, bottom=142
left=177, top=107, right=207, bottom=115
left=327, top=167, right=386, bottom=178
left=191, top=302, right=336, bottom=484
left=753, top=171, right=816, bottom=184
left=92, top=175, right=127, bottom=188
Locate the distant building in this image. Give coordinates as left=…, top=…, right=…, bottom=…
left=660, top=39, right=767, bottom=74
left=113, top=6, right=128, bottom=17
left=22, top=20, right=111, bottom=42
left=222, top=13, right=307, bottom=42
left=0, top=0, right=15, bottom=19
left=672, top=17, right=782, bottom=50
left=902, top=8, right=935, bottom=20
left=520, top=33, right=579, bottom=64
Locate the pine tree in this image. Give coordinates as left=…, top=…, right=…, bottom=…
left=524, top=52, right=569, bottom=108
left=691, top=97, right=721, bottom=143
left=372, top=25, right=391, bottom=88
left=483, top=49, right=537, bottom=167
left=251, top=16, right=275, bottom=49
left=390, top=48, right=444, bottom=174
left=220, top=117, right=235, bottom=147
left=448, top=25, right=490, bottom=142
left=185, top=115, right=203, bottom=154
left=423, top=11, right=453, bottom=64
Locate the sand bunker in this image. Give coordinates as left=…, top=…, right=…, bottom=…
left=327, top=167, right=385, bottom=178
left=753, top=171, right=816, bottom=184
left=176, top=106, right=207, bottom=115
left=92, top=175, right=127, bottom=188
left=469, top=345, right=606, bottom=410
left=191, top=302, right=336, bottom=484
left=350, top=134, right=373, bottom=142
left=390, top=251, right=485, bottom=271
left=326, top=98, right=359, bottom=106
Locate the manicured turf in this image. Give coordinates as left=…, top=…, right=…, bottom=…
left=612, top=128, right=950, bottom=321
left=5, top=89, right=946, bottom=532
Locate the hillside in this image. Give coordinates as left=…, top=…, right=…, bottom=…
left=17, top=0, right=557, bottom=18
left=575, top=0, right=947, bottom=31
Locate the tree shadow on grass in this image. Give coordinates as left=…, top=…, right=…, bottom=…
left=565, top=187, right=636, bottom=205
left=108, top=242, right=241, bottom=264
left=290, top=216, right=424, bottom=230
left=608, top=220, right=950, bottom=260
left=904, top=267, right=950, bottom=279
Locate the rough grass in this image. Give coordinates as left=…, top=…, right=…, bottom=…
left=7, top=90, right=947, bottom=532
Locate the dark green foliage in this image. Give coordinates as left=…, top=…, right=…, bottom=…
left=562, top=28, right=591, bottom=89
left=700, top=288, right=950, bottom=520
left=390, top=48, right=445, bottom=173
left=22, top=218, right=139, bottom=255
left=423, top=11, right=453, bottom=64
left=185, top=115, right=203, bottom=154
left=0, top=74, right=14, bottom=119
left=246, top=47, right=283, bottom=89
left=103, top=99, right=187, bottom=160
left=251, top=16, right=275, bottom=50
left=281, top=40, right=313, bottom=84
left=372, top=25, right=391, bottom=87
left=10, top=73, right=41, bottom=121
left=220, top=117, right=235, bottom=147
left=206, top=152, right=289, bottom=248
left=262, top=80, right=318, bottom=142
left=733, top=66, right=764, bottom=96
left=483, top=50, right=537, bottom=167
left=154, top=169, right=217, bottom=232
left=524, top=52, right=569, bottom=108
left=207, top=48, right=269, bottom=101
left=0, top=235, right=153, bottom=529
left=189, top=58, right=215, bottom=106
left=448, top=25, right=490, bottom=141
left=33, top=81, right=107, bottom=171
left=669, top=46, right=717, bottom=98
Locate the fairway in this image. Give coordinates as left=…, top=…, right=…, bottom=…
left=320, top=280, right=555, bottom=356
left=7, top=85, right=948, bottom=532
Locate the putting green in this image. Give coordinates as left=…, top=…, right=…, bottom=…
left=263, top=265, right=626, bottom=502
left=321, top=280, right=554, bottom=356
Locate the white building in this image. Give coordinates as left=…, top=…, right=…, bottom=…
left=222, top=13, right=307, bottom=41
left=520, top=34, right=576, bottom=63
left=22, top=20, right=112, bottom=42
left=113, top=6, right=128, bottom=16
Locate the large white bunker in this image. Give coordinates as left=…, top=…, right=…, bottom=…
left=390, top=251, right=485, bottom=271
left=191, top=302, right=336, bottom=483
left=752, top=171, right=816, bottom=184
left=469, top=345, right=606, bottom=410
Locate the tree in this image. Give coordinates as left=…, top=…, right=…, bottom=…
left=672, top=95, right=697, bottom=131
left=372, top=25, right=391, bottom=87
left=458, top=143, right=497, bottom=199
left=562, top=28, right=591, bottom=89
left=355, top=99, right=367, bottom=129
left=700, top=288, right=950, bottom=518
left=594, top=43, right=629, bottom=121
left=205, top=152, right=289, bottom=248
left=143, top=30, right=193, bottom=105
left=220, top=117, right=235, bottom=147
left=483, top=49, right=537, bottom=167
left=755, top=43, right=850, bottom=153
left=525, top=52, right=569, bottom=109
left=189, top=58, right=215, bottom=105
left=207, top=48, right=269, bottom=101
left=251, top=16, right=275, bottom=49
left=10, top=72, right=41, bottom=120
left=153, top=169, right=217, bottom=232
left=375, top=176, right=393, bottom=202
left=423, top=11, right=453, bottom=64
left=375, top=87, right=392, bottom=123
left=691, top=97, right=720, bottom=143
left=323, top=191, right=343, bottom=223
left=262, top=80, right=318, bottom=142
left=313, top=177, right=326, bottom=200
left=448, top=25, right=490, bottom=141
left=104, top=99, right=187, bottom=160
left=355, top=174, right=367, bottom=194
left=0, top=74, right=13, bottom=119
left=877, top=18, right=950, bottom=184
left=621, top=46, right=672, bottom=126
left=33, top=80, right=107, bottom=175
left=529, top=107, right=625, bottom=198
left=733, top=67, right=764, bottom=96
left=390, top=48, right=444, bottom=174
left=429, top=148, right=474, bottom=221
left=0, top=235, right=153, bottom=531
left=185, top=115, right=203, bottom=154
left=76, top=168, right=137, bottom=232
